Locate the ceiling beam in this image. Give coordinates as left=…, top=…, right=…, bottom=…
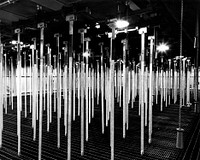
left=0, top=9, right=27, bottom=23
left=30, top=0, right=64, bottom=11
left=55, top=0, right=81, bottom=7
left=128, top=0, right=140, bottom=11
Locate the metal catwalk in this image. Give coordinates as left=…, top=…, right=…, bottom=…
left=0, top=95, right=199, bottom=160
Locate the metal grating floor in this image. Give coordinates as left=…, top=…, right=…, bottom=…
left=0, top=95, right=199, bottom=160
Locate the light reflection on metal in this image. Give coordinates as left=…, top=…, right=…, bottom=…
left=115, top=19, right=129, bottom=29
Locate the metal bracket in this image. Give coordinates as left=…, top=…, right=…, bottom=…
left=121, top=39, right=127, bottom=44
left=175, top=55, right=184, bottom=60
left=37, top=22, right=46, bottom=28
left=108, top=32, right=112, bottom=38
left=84, top=37, right=91, bottom=42
left=187, top=103, right=192, bottom=107
left=99, top=42, right=104, bottom=54
left=139, top=27, right=147, bottom=34
left=99, top=42, right=104, bottom=47
left=148, top=36, right=155, bottom=40
left=14, top=28, right=21, bottom=34
left=66, top=14, right=76, bottom=22
left=31, top=37, right=36, bottom=42
left=63, top=41, right=68, bottom=45
left=78, top=28, right=87, bottom=34
left=54, top=33, right=62, bottom=38
left=121, top=39, right=128, bottom=49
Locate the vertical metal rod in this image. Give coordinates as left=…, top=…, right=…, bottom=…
left=73, top=51, right=76, bottom=121
left=29, top=54, right=32, bottom=113
left=66, top=14, right=75, bottom=160
left=168, top=59, right=171, bottom=105
left=148, top=36, right=154, bottom=143
left=4, top=54, right=7, bottom=114
left=43, top=58, right=46, bottom=111
left=138, top=56, right=141, bottom=116
left=31, top=37, right=37, bottom=141
left=81, top=61, right=85, bottom=156
left=24, top=52, right=27, bottom=118
left=139, top=27, right=147, bottom=155
left=15, top=28, right=21, bottom=156
left=31, top=38, right=36, bottom=115
left=144, top=66, right=148, bottom=126
left=122, top=39, right=127, bottom=138
left=54, top=33, right=61, bottom=149
left=105, top=62, right=109, bottom=126
left=186, top=58, right=191, bottom=106
left=179, top=0, right=183, bottom=129
left=63, top=41, right=68, bottom=136
left=110, top=25, right=115, bottom=160
left=97, top=60, right=100, bottom=105
left=0, top=37, right=3, bottom=148
left=161, top=56, right=164, bottom=111
left=119, top=60, right=122, bottom=107
left=176, top=0, right=184, bottom=149
left=164, top=68, right=167, bottom=106
left=49, top=53, right=52, bottom=124
left=77, top=54, right=81, bottom=116
left=34, top=50, right=38, bottom=120
left=11, top=57, right=14, bottom=110
left=38, top=22, right=45, bottom=160
left=111, top=59, right=114, bottom=160
left=88, top=62, right=92, bottom=123
left=182, top=58, right=187, bottom=106
left=126, top=49, right=130, bottom=131
left=8, top=59, right=11, bottom=107
left=156, top=66, right=158, bottom=104
left=53, top=55, right=56, bottom=113
left=57, top=52, right=61, bottom=148
left=194, top=6, right=199, bottom=113
left=85, top=37, right=90, bottom=141
left=132, top=61, right=135, bottom=108
left=78, top=29, right=86, bottom=119
left=174, top=59, right=177, bottom=103
left=92, top=63, right=95, bottom=118
left=117, top=61, right=119, bottom=103
left=100, top=42, right=104, bottom=134
left=46, top=44, right=50, bottom=132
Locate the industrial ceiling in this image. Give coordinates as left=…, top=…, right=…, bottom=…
left=0, top=0, right=199, bottom=60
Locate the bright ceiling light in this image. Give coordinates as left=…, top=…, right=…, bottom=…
left=115, top=19, right=129, bottom=29
left=157, top=42, right=169, bottom=53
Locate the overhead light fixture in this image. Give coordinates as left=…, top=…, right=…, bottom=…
left=115, top=19, right=129, bottom=29
left=157, top=42, right=169, bottom=53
